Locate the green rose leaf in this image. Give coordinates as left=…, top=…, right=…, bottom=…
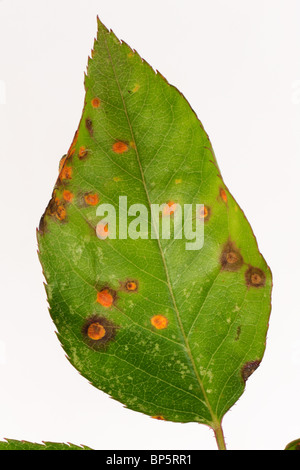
left=285, top=438, right=300, bottom=450
left=37, top=18, right=272, bottom=449
left=0, top=439, right=92, bottom=450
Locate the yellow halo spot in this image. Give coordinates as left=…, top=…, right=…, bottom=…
left=132, top=84, right=140, bottom=93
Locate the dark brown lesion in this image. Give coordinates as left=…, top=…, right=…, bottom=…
left=235, top=325, right=241, bottom=341
left=85, top=118, right=94, bottom=137
left=82, top=315, right=118, bottom=350
left=120, top=279, right=139, bottom=292
left=220, top=240, right=244, bottom=271
left=38, top=211, right=47, bottom=235
left=241, top=360, right=261, bottom=383
left=245, top=266, right=266, bottom=288
left=38, top=191, right=67, bottom=235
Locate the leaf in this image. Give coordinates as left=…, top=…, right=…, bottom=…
left=37, top=18, right=272, bottom=446
left=285, top=439, right=300, bottom=450
left=0, top=439, right=92, bottom=450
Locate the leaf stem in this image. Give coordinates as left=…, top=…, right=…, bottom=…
left=213, top=422, right=227, bottom=450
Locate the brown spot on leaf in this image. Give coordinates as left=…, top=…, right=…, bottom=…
left=112, top=140, right=129, bottom=154
left=38, top=213, right=47, bottom=235
left=220, top=241, right=244, bottom=271
left=46, top=195, right=67, bottom=222
left=82, top=315, right=118, bottom=350
left=38, top=191, right=68, bottom=233
left=235, top=326, right=241, bottom=341
left=151, top=315, right=168, bottom=330
left=241, top=360, right=261, bottom=383
left=85, top=118, right=93, bottom=137
left=245, top=266, right=266, bottom=288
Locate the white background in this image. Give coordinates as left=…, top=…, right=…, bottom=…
left=0, top=0, right=299, bottom=451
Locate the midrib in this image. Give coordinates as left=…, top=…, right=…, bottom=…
left=102, top=31, right=218, bottom=427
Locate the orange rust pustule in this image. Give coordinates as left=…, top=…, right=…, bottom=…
left=124, top=280, right=138, bottom=292
left=91, top=97, right=101, bottom=108
left=60, top=165, right=72, bottom=181
left=56, top=204, right=67, bottom=221
left=63, top=190, right=74, bottom=202
left=82, top=315, right=118, bottom=350
left=245, top=266, right=266, bottom=288
left=219, top=188, right=228, bottom=203
left=151, top=416, right=165, bottom=420
left=84, top=193, right=99, bottom=206
left=59, top=155, right=67, bottom=173
left=151, top=315, right=168, bottom=330
left=220, top=240, right=244, bottom=271
left=112, top=140, right=129, bottom=154
left=241, top=360, right=261, bottom=383
left=87, top=322, right=106, bottom=340
left=39, top=193, right=68, bottom=231
left=96, top=288, right=116, bottom=308
left=78, top=146, right=88, bottom=159
left=199, top=205, right=211, bottom=221
left=48, top=196, right=67, bottom=221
